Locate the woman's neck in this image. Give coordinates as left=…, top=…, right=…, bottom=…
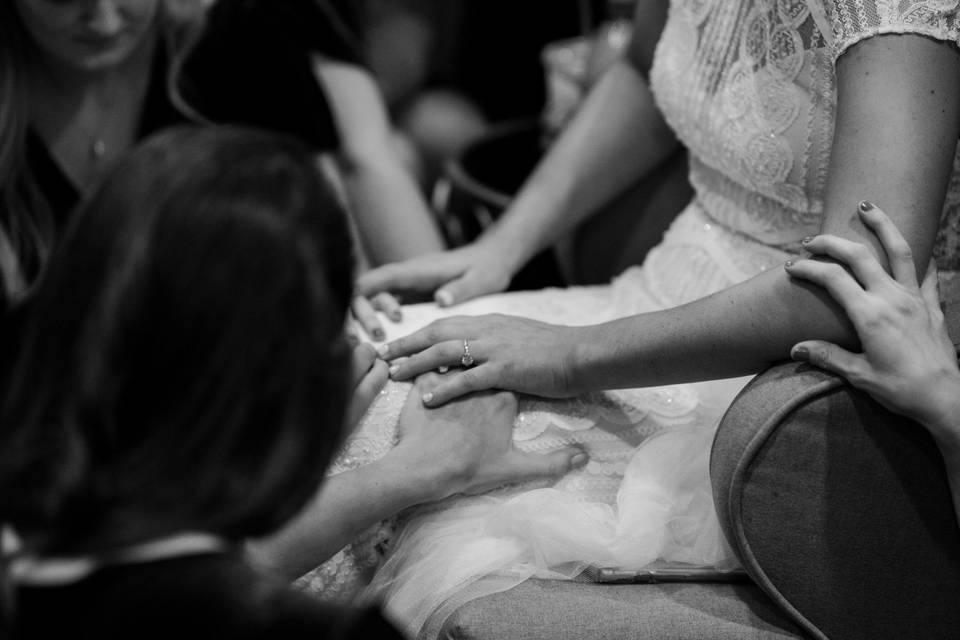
left=27, top=26, right=160, bottom=190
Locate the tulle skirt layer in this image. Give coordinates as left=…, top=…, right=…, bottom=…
left=297, top=204, right=795, bottom=637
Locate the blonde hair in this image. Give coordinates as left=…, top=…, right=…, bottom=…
left=0, top=0, right=207, bottom=301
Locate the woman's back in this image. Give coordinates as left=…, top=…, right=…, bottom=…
left=14, top=551, right=396, bottom=639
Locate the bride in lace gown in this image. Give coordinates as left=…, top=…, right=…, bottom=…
left=303, top=0, right=960, bottom=635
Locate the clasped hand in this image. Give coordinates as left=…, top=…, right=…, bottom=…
left=347, top=344, right=586, bottom=500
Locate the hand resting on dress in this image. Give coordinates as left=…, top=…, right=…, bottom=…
left=356, top=237, right=522, bottom=308
left=391, top=372, right=588, bottom=497
left=378, top=315, right=583, bottom=406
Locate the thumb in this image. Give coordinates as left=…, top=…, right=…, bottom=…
left=790, top=340, right=860, bottom=378
left=499, top=447, right=589, bottom=483
left=435, top=269, right=502, bottom=307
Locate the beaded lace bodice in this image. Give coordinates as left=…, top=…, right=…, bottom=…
left=650, top=0, right=960, bottom=265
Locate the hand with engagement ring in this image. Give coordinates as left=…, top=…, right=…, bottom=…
left=377, top=314, right=582, bottom=406
left=434, top=339, right=474, bottom=374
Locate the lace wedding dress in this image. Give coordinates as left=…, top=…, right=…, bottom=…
left=298, top=0, right=960, bottom=635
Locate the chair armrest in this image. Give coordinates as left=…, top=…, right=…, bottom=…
left=710, top=361, right=960, bottom=640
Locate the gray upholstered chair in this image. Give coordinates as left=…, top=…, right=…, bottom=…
left=427, top=362, right=960, bottom=639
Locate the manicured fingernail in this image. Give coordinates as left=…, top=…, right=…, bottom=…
left=346, top=333, right=359, bottom=346
left=571, top=452, right=589, bottom=468
left=784, top=260, right=795, bottom=269
left=858, top=201, right=873, bottom=213
left=388, top=365, right=399, bottom=377
left=422, top=392, right=434, bottom=404
left=437, top=365, right=450, bottom=373
left=435, top=289, right=454, bottom=307
left=791, top=346, right=809, bottom=362
left=373, top=329, right=385, bottom=341
left=390, top=310, right=402, bottom=321
left=376, top=344, right=389, bottom=358
left=801, top=236, right=813, bottom=245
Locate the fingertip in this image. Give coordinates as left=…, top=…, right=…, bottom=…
left=858, top=200, right=874, bottom=214
left=435, top=289, right=454, bottom=307
left=790, top=344, right=810, bottom=362
left=570, top=451, right=589, bottom=469
left=376, top=343, right=390, bottom=358
left=421, top=391, right=434, bottom=405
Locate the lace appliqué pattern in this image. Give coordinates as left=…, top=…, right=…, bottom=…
left=649, top=0, right=960, bottom=266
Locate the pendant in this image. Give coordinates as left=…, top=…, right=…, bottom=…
left=91, top=138, right=107, bottom=161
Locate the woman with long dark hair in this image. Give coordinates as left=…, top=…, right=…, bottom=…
left=0, top=126, right=579, bottom=638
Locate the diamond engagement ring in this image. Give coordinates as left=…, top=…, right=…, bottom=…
left=460, top=339, right=475, bottom=368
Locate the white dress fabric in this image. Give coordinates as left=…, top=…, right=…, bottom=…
left=297, top=0, right=960, bottom=636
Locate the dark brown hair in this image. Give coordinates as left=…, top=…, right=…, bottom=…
left=0, top=125, right=355, bottom=554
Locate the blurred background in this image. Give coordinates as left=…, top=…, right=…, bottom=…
left=348, top=0, right=651, bottom=288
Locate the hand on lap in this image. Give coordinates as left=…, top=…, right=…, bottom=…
left=377, top=314, right=581, bottom=405
left=356, top=240, right=519, bottom=308
left=391, top=372, right=588, bottom=497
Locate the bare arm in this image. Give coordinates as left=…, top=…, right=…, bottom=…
left=570, top=33, right=960, bottom=391
left=315, top=58, right=445, bottom=265
left=787, top=204, right=960, bottom=528
left=246, top=452, right=441, bottom=579
left=381, top=33, right=960, bottom=407
left=247, top=376, right=584, bottom=579
left=482, top=59, right=679, bottom=273
left=356, top=0, right=677, bottom=304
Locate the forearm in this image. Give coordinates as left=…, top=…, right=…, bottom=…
left=571, top=33, right=960, bottom=392
left=483, top=59, right=679, bottom=270
left=315, top=59, right=446, bottom=265
left=341, top=156, right=445, bottom=265
left=940, top=449, right=960, bottom=530
left=571, top=266, right=855, bottom=390
left=923, top=408, right=960, bottom=529
left=246, top=454, right=440, bottom=579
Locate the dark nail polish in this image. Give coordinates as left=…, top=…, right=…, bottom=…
left=801, top=236, right=813, bottom=245
left=858, top=201, right=873, bottom=213
left=784, top=260, right=795, bottom=269
left=373, top=329, right=385, bottom=341
left=791, top=346, right=809, bottom=362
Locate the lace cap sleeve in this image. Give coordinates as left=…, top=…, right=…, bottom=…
left=806, top=0, right=960, bottom=62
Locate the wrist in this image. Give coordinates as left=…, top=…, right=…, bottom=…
left=377, top=446, right=452, bottom=504
left=477, top=226, right=534, bottom=274
left=920, top=374, right=960, bottom=458
left=565, top=325, right=602, bottom=394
